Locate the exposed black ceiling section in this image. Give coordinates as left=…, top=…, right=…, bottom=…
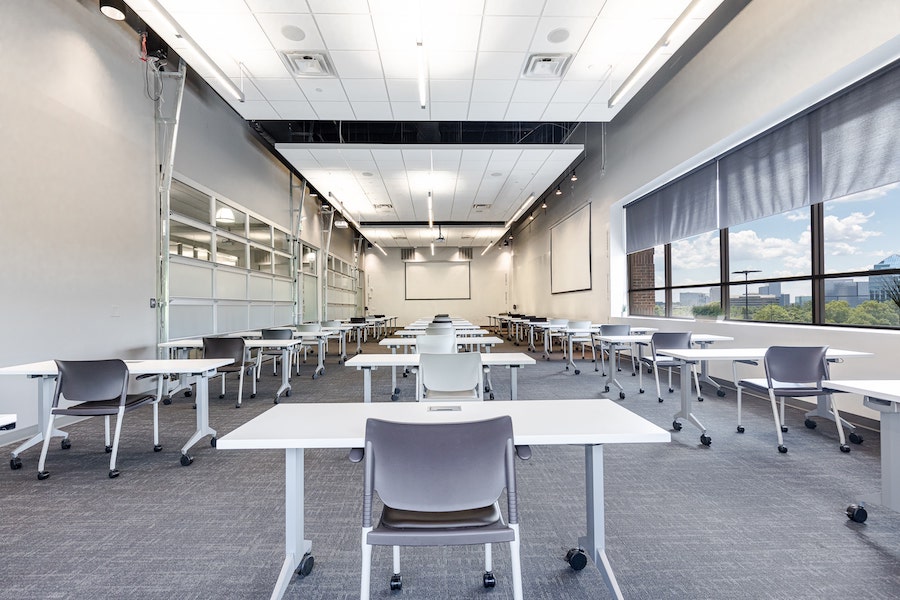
left=250, top=120, right=580, bottom=145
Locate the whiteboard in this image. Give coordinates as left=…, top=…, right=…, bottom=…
left=405, top=262, right=471, bottom=300
left=550, top=203, right=592, bottom=294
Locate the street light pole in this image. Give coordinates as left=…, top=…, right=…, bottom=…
left=732, top=269, right=761, bottom=320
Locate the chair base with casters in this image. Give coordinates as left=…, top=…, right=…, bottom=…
left=639, top=358, right=701, bottom=403
left=37, top=360, right=161, bottom=480
left=203, top=337, right=257, bottom=408
left=639, top=332, right=702, bottom=403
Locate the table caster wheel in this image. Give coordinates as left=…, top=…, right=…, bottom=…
left=296, top=553, right=314, bottom=577
left=639, top=388, right=645, bottom=394
left=697, top=396, right=704, bottom=402
left=154, top=444, right=163, bottom=452
left=394, top=387, right=400, bottom=394
left=700, top=434, right=712, bottom=446
left=37, top=470, right=50, bottom=480
left=402, top=372, right=408, bottom=377
left=737, top=425, right=745, bottom=433
left=62, top=438, right=72, bottom=450
left=658, top=397, right=664, bottom=403
left=483, top=572, right=496, bottom=588
left=849, top=432, right=863, bottom=444
left=250, top=393, right=256, bottom=399
left=565, top=548, right=588, bottom=571
left=10, top=456, right=22, bottom=470
left=778, top=445, right=787, bottom=453
left=210, top=437, right=217, bottom=448
left=781, top=425, right=788, bottom=433
left=489, top=393, right=495, bottom=400
left=619, top=392, right=625, bottom=400
left=163, top=397, right=172, bottom=405
left=274, top=397, right=280, bottom=404
left=180, top=454, right=193, bottom=466
left=184, top=389, right=193, bottom=398
left=672, top=421, right=683, bottom=431
left=218, top=394, right=225, bottom=399
left=574, top=369, right=581, bottom=375
left=668, top=387, right=674, bottom=393
left=804, top=418, right=816, bottom=429
left=286, top=389, right=292, bottom=397
left=105, top=445, right=112, bottom=453
left=846, top=504, right=867, bottom=523
left=391, top=394, right=399, bottom=401
left=604, top=386, right=610, bottom=393
left=389, top=573, right=402, bottom=590
left=840, top=444, right=850, bottom=453
left=235, top=402, right=242, bottom=408
left=717, top=389, right=726, bottom=397
left=108, top=469, right=120, bottom=479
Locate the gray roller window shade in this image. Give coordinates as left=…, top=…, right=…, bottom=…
left=718, top=116, right=809, bottom=229
left=820, top=66, right=900, bottom=201
left=625, top=163, right=717, bottom=253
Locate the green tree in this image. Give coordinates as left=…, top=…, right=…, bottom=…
left=825, top=300, right=852, bottom=324
left=753, top=304, right=792, bottom=322
left=848, top=300, right=900, bottom=326
left=692, top=302, right=721, bottom=318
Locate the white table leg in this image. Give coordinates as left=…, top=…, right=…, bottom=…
left=674, top=360, right=708, bottom=444
left=274, top=348, right=293, bottom=399
left=269, top=448, right=312, bottom=600
left=180, top=373, right=217, bottom=462
left=580, top=444, right=623, bottom=600
left=602, top=344, right=625, bottom=399
left=567, top=333, right=579, bottom=373
left=389, top=347, right=399, bottom=401
left=313, top=339, right=325, bottom=378
left=883, top=410, right=900, bottom=511
left=509, top=366, right=519, bottom=400
left=11, top=376, right=67, bottom=462
left=361, top=367, right=374, bottom=403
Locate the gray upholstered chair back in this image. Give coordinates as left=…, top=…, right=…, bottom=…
left=650, top=331, right=691, bottom=352
left=54, top=359, right=128, bottom=404
left=600, top=324, right=630, bottom=336
left=261, top=328, right=292, bottom=340
left=764, top=345, right=829, bottom=389
left=363, top=416, right=517, bottom=521
left=297, top=323, right=322, bottom=332
left=202, top=336, right=246, bottom=362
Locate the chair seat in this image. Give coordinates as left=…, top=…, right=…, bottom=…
left=217, top=360, right=257, bottom=373
left=369, top=503, right=514, bottom=546
left=642, top=355, right=682, bottom=368
left=423, top=388, right=480, bottom=400
left=739, top=378, right=828, bottom=397
left=51, top=392, right=157, bottom=417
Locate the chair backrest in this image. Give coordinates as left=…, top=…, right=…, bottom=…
left=296, top=323, right=322, bottom=332
left=426, top=320, right=454, bottom=330
left=434, top=313, right=450, bottom=319
left=419, top=352, right=482, bottom=398
left=415, top=333, right=456, bottom=354
left=363, top=416, right=516, bottom=523
left=54, top=359, right=128, bottom=405
left=549, top=318, right=569, bottom=327
left=261, top=328, right=293, bottom=340
left=568, top=320, right=592, bottom=330
left=203, top=336, right=246, bottom=362
left=600, top=324, right=631, bottom=336
left=532, top=316, right=547, bottom=322
left=650, top=331, right=692, bottom=353
left=764, top=345, right=829, bottom=387
left=350, top=317, right=367, bottom=323
left=322, top=320, right=341, bottom=328
left=424, top=325, right=456, bottom=337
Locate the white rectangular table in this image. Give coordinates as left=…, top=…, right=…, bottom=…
left=823, top=380, right=900, bottom=514
left=345, top=352, right=536, bottom=402
left=0, top=358, right=233, bottom=468
left=217, top=399, right=671, bottom=600
left=0, top=413, right=15, bottom=429
left=657, top=347, right=870, bottom=446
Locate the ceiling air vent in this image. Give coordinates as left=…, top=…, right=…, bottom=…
left=373, top=203, right=393, bottom=212
left=522, top=54, right=572, bottom=79
left=472, top=203, right=492, bottom=212
left=401, top=248, right=416, bottom=261
left=280, top=51, right=335, bottom=78
left=459, top=247, right=473, bottom=260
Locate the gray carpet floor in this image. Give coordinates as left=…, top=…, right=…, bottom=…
left=1, top=333, right=899, bottom=599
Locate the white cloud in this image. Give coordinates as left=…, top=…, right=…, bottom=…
left=823, top=211, right=880, bottom=245
left=824, top=181, right=900, bottom=207
left=671, top=231, right=719, bottom=270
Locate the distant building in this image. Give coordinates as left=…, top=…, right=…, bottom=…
left=678, top=292, right=709, bottom=307
left=759, top=283, right=790, bottom=306
left=825, top=278, right=869, bottom=307
left=869, top=254, right=900, bottom=301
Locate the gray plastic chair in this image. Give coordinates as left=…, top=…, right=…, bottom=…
left=357, top=416, right=526, bottom=599
left=295, top=323, right=322, bottom=367
left=418, top=352, right=483, bottom=401
left=639, top=332, right=701, bottom=403
left=203, top=337, right=257, bottom=408
left=37, top=359, right=161, bottom=480
left=595, top=324, right=633, bottom=376
left=737, top=346, right=851, bottom=453
left=258, top=328, right=293, bottom=377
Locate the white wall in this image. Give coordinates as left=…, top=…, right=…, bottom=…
left=365, top=247, right=511, bottom=325
left=0, top=1, right=158, bottom=439
left=511, top=0, right=900, bottom=420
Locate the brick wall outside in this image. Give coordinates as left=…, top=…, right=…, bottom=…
left=628, top=249, right=657, bottom=316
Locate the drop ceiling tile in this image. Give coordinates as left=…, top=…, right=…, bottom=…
left=311, top=101, right=356, bottom=119
left=370, top=14, right=419, bottom=52
left=474, top=52, right=525, bottom=80
left=329, top=51, right=384, bottom=78
left=422, top=15, right=483, bottom=51
left=271, top=100, right=319, bottom=119
left=163, top=0, right=248, bottom=12
left=541, top=102, right=588, bottom=121
left=307, top=0, right=371, bottom=14
left=542, top=0, right=605, bottom=17
left=380, top=51, right=419, bottom=79
left=429, top=80, right=472, bottom=103
left=565, top=53, right=614, bottom=81
left=511, top=79, right=560, bottom=103
left=553, top=79, right=604, bottom=102
left=231, top=49, right=291, bottom=78
left=225, top=77, right=265, bottom=101
left=385, top=79, right=420, bottom=103
left=296, top=78, right=348, bottom=102
left=342, top=79, right=389, bottom=101
left=253, top=77, right=304, bottom=100
left=228, top=100, right=280, bottom=119
left=174, top=12, right=272, bottom=52
left=255, top=14, right=324, bottom=50
left=478, top=16, right=539, bottom=52
left=246, top=0, right=310, bottom=13
left=504, top=102, right=547, bottom=120
left=315, top=14, right=377, bottom=50
left=430, top=102, right=470, bottom=121
left=470, top=79, right=516, bottom=103
left=427, top=51, right=477, bottom=79
left=392, top=102, right=431, bottom=120
left=529, top=16, right=595, bottom=54
left=578, top=102, right=615, bottom=122
left=484, top=0, right=545, bottom=16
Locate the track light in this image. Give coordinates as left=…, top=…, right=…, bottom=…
left=541, top=200, right=548, bottom=209
left=417, top=41, right=428, bottom=109
left=100, top=0, right=126, bottom=20
left=555, top=186, right=562, bottom=195
left=570, top=171, right=577, bottom=181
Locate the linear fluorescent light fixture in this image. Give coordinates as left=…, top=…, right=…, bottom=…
left=505, top=193, right=535, bottom=228
left=372, top=242, right=388, bottom=256
left=141, top=0, right=245, bottom=103
left=608, top=0, right=705, bottom=108
left=417, top=41, right=427, bottom=109
left=427, top=191, right=433, bottom=228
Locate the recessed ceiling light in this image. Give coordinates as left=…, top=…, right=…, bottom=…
left=491, top=172, right=502, bottom=177
left=362, top=172, right=373, bottom=177
left=547, top=28, right=569, bottom=44
left=281, top=25, right=306, bottom=42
